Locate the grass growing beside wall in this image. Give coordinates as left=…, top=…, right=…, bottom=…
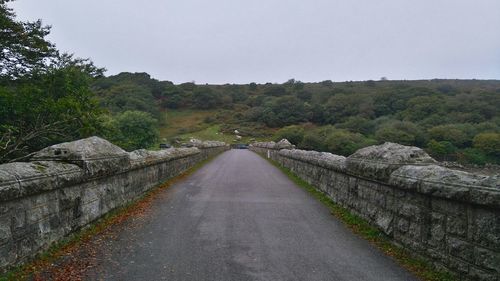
left=261, top=155, right=455, bottom=281
left=0, top=154, right=221, bottom=281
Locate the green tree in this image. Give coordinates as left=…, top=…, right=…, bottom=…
left=473, top=133, right=500, bottom=157
left=263, top=85, right=287, bottom=96
left=427, top=124, right=471, bottom=147
left=375, top=121, right=425, bottom=146
left=193, top=87, right=220, bottom=109
left=335, top=116, right=375, bottom=135
left=300, top=131, right=327, bottom=151
left=457, top=148, right=487, bottom=165
left=0, top=1, right=56, bottom=80
left=400, top=96, right=444, bottom=122
left=0, top=4, right=104, bottom=162
left=101, top=111, right=159, bottom=151
left=230, top=90, right=248, bottom=103
left=268, top=96, right=308, bottom=127
left=97, top=83, right=160, bottom=119
left=275, top=125, right=304, bottom=145
left=426, top=140, right=457, bottom=161
left=0, top=55, right=104, bottom=162
left=324, top=94, right=374, bottom=123
left=325, top=129, right=376, bottom=156
left=296, top=90, right=312, bottom=101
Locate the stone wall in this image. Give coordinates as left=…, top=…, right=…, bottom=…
left=0, top=137, right=228, bottom=270
left=250, top=140, right=499, bottom=281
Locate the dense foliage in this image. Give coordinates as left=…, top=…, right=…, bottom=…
left=98, top=110, right=159, bottom=151
left=94, top=74, right=500, bottom=164
left=0, top=3, right=159, bottom=162
left=0, top=1, right=55, bottom=81
left=0, top=2, right=106, bottom=162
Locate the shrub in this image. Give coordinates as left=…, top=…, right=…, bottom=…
left=375, top=121, right=425, bottom=146
left=325, top=130, right=377, bottom=156
left=275, top=125, right=305, bottom=145
left=473, top=132, right=500, bottom=156
left=457, top=148, right=488, bottom=166
left=426, top=140, right=457, bottom=161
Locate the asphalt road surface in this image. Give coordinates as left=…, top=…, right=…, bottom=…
left=86, top=149, right=417, bottom=281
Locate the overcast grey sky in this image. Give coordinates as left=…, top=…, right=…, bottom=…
left=9, top=0, right=500, bottom=84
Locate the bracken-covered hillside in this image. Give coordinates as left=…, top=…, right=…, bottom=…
left=92, top=73, right=500, bottom=165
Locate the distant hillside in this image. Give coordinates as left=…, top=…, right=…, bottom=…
left=92, top=73, right=500, bottom=165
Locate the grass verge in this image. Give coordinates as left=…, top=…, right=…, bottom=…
left=0, top=154, right=221, bottom=281
left=261, top=154, right=455, bottom=281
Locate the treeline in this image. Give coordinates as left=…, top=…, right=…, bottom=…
left=93, top=74, right=500, bottom=165
left=268, top=80, right=500, bottom=164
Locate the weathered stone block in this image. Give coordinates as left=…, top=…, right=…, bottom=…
left=431, top=198, right=465, bottom=215
left=391, top=165, right=498, bottom=205
left=0, top=241, right=15, bottom=268
left=397, top=232, right=423, bottom=252
left=425, top=248, right=447, bottom=262
left=428, top=213, right=446, bottom=248
left=0, top=216, right=12, bottom=245
left=470, top=186, right=500, bottom=208
left=474, top=247, right=500, bottom=272
left=471, top=209, right=500, bottom=250
left=468, top=266, right=498, bottom=281
left=17, top=235, right=40, bottom=261
left=250, top=141, right=276, bottom=149
left=32, top=136, right=130, bottom=178
left=279, top=149, right=346, bottom=172
left=10, top=208, right=26, bottom=231
left=129, top=147, right=199, bottom=169
left=397, top=203, right=422, bottom=220
left=447, top=215, right=467, bottom=237
left=385, top=194, right=396, bottom=212
left=0, top=161, right=82, bottom=202
left=448, top=237, right=473, bottom=262
left=407, top=221, right=423, bottom=240
left=0, top=169, right=21, bottom=202
left=448, top=256, right=470, bottom=275
left=375, top=211, right=394, bottom=235
left=346, top=142, right=436, bottom=182
left=396, top=217, right=410, bottom=233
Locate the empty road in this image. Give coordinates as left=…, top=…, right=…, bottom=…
left=80, top=149, right=416, bottom=281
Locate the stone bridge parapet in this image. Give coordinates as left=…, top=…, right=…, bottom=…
left=250, top=140, right=499, bottom=281
left=0, top=137, right=229, bottom=270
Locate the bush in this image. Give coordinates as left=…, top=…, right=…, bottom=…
left=300, top=131, right=327, bottom=151
left=426, top=140, right=457, bottom=161
left=325, top=130, right=376, bottom=156
left=427, top=124, right=472, bottom=147
left=375, top=121, right=425, bottom=146
left=335, top=116, right=375, bottom=135
left=275, top=125, right=305, bottom=145
left=99, top=111, right=159, bottom=151
left=193, top=87, right=221, bottom=109
left=473, top=132, right=500, bottom=156
left=457, top=148, right=488, bottom=165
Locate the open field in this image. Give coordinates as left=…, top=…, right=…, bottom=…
left=159, top=109, right=217, bottom=140
left=159, top=109, right=271, bottom=144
